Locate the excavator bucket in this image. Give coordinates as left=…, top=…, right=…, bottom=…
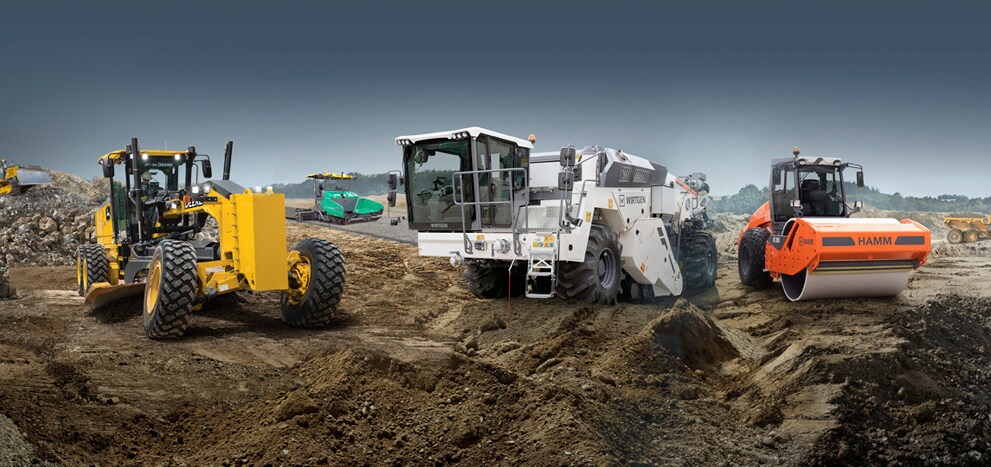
left=84, top=282, right=146, bottom=309
left=766, top=218, right=931, bottom=301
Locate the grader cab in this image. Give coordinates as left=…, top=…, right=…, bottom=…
left=77, top=138, right=346, bottom=338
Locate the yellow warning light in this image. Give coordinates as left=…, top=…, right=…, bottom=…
left=528, top=134, right=536, bottom=143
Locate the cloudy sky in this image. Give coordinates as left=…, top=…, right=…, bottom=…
left=1, top=1, right=988, bottom=196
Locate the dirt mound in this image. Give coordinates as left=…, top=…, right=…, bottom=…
left=640, top=299, right=739, bottom=372
left=0, top=170, right=106, bottom=266
left=810, top=296, right=991, bottom=465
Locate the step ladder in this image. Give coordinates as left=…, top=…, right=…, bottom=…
left=526, top=233, right=557, bottom=299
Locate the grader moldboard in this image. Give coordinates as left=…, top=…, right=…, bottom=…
left=77, top=138, right=346, bottom=339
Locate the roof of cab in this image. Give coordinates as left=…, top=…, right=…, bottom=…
left=395, top=127, right=534, bottom=149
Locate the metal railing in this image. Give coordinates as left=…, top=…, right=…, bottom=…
left=451, top=167, right=529, bottom=255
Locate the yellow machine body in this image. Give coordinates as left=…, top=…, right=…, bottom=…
left=86, top=149, right=292, bottom=308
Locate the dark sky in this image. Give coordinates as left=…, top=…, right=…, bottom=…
left=1, top=1, right=988, bottom=196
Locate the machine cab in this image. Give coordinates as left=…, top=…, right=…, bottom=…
left=396, top=127, right=532, bottom=232
left=768, top=149, right=864, bottom=233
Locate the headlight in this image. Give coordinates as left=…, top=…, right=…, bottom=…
left=141, top=153, right=148, bottom=161
left=191, top=185, right=200, bottom=194
left=254, top=186, right=262, bottom=193
left=170, top=202, right=178, bottom=210
left=203, top=183, right=211, bottom=193
left=174, top=154, right=181, bottom=161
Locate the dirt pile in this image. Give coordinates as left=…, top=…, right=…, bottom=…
left=0, top=171, right=106, bottom=266
left=811, top=295, right=991, bottom=465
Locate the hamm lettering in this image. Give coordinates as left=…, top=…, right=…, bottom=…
left=858, top=236, right=892, bottom=246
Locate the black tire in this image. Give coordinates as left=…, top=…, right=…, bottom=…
left=464, top=262, right=526, bottom=299
left=947, top=229, right=963, bottom=244
left=681, top=232, right=719, bottom=291
left=557, top=225, right=623, bottom=304
left=281, top=238, right=346, bottom=327
left=76, top=244, right=109, bottom=297
left=738, top=228, right=773, bottom=288
left=143, top=240, right=197, bottom=339
left=964, top=229, right=980, bottom=243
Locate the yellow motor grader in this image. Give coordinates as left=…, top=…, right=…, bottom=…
left=76, top=138, right=346, bottom=338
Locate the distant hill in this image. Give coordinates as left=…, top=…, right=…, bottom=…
left=712, top=182, right=991, bottom=215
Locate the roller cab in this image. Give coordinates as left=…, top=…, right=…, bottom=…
left=737, top=148, right=931, bottom=301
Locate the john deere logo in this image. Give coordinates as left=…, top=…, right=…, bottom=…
left=858, top=236, right=893, bottom=246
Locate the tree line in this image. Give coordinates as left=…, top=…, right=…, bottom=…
left=711, top=182, right=991, bottom=215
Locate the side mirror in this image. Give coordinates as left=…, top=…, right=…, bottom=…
left=790, top=199, right=802, bottom=208
left=387, top=173, right=398, bottom=190
left=387, top=191, right=397, bottom=207
left=102, top=159, right=114, bottom=178
left=560, top=147, right=576, bottom=167
left=854, top=200, right=864, bottom=209
left=856, top=171, right=865, bottom=188
left=558, top=171, right=574, bottom=191
left=202, top=159, right=213, bottom=179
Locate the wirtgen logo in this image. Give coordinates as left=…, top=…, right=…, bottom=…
left=618, top=194, right=646, bottom=207
left=858, top=236, right=893, bottom=246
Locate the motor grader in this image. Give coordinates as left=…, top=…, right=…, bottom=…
left=76, top=138, right=346, bottom=338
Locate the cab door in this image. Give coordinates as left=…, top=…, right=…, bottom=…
left=475, top=135, right=527, bottom=229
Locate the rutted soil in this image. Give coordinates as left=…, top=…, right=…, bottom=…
left=0, top=221, right=989, bottom=465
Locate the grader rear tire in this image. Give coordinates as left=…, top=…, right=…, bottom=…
left=964, top=229, right=980, bottom=243
left=143, top=240, right=198, bottom=339
left=557, top=225, right=623, bottom=305
left=738, top=228, right=773, bottom=288
left=76, top=244, right=109, bottom=297
left=281, top=238, right=346, bottom=327
left=464, top=263, right=525, bottom=299
left=947, top=229, right=963, bottom=244
left=681, top=232, right=719, bottom=291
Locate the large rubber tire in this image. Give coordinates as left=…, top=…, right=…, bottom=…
left=738, top=228, right=773, bottom=288
left=76, top=244, right=109, bottom=297
left=464, top=262, right=526, bottom=299
left=557, top=225, right=623, bottom=304
left=947, top=229, right=963, bottom=244
left=964, top=229, right=980, bottom=243
left=681, top=232, right=719, bottom=291
left=281, top=238, right=346, bottom=327
left=143, top=240, right=197, bottom=339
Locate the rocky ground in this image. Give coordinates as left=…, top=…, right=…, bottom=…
left=0, top=174, right=989, bottom=465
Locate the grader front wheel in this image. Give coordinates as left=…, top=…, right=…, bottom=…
left=76, top=244, right=109, bottom=297
left=281, top=238, right=346, bottom=327
left=143, top=240, right=198, bottom=339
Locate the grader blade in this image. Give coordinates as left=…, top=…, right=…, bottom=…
left=84, top=283, right=146, bottom=309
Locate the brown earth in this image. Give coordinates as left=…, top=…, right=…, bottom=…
left=1, top=221, right=989, bottom=465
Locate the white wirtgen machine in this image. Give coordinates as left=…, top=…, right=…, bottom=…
left=390, top=127, right=718, bottom=304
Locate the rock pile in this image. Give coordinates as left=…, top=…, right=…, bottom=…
left=0, top=172, right=106, bottom=267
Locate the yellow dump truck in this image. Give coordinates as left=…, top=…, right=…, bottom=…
left=944, top=215, right=991, bottom=243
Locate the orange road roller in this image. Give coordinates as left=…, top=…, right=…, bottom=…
left=738, top=148, right=931, bottom=301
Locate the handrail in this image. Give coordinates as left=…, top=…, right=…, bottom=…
left=451, top=167, right=530, bottom=255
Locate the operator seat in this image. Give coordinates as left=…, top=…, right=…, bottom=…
left=801, top=180, right=827, bottom=216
